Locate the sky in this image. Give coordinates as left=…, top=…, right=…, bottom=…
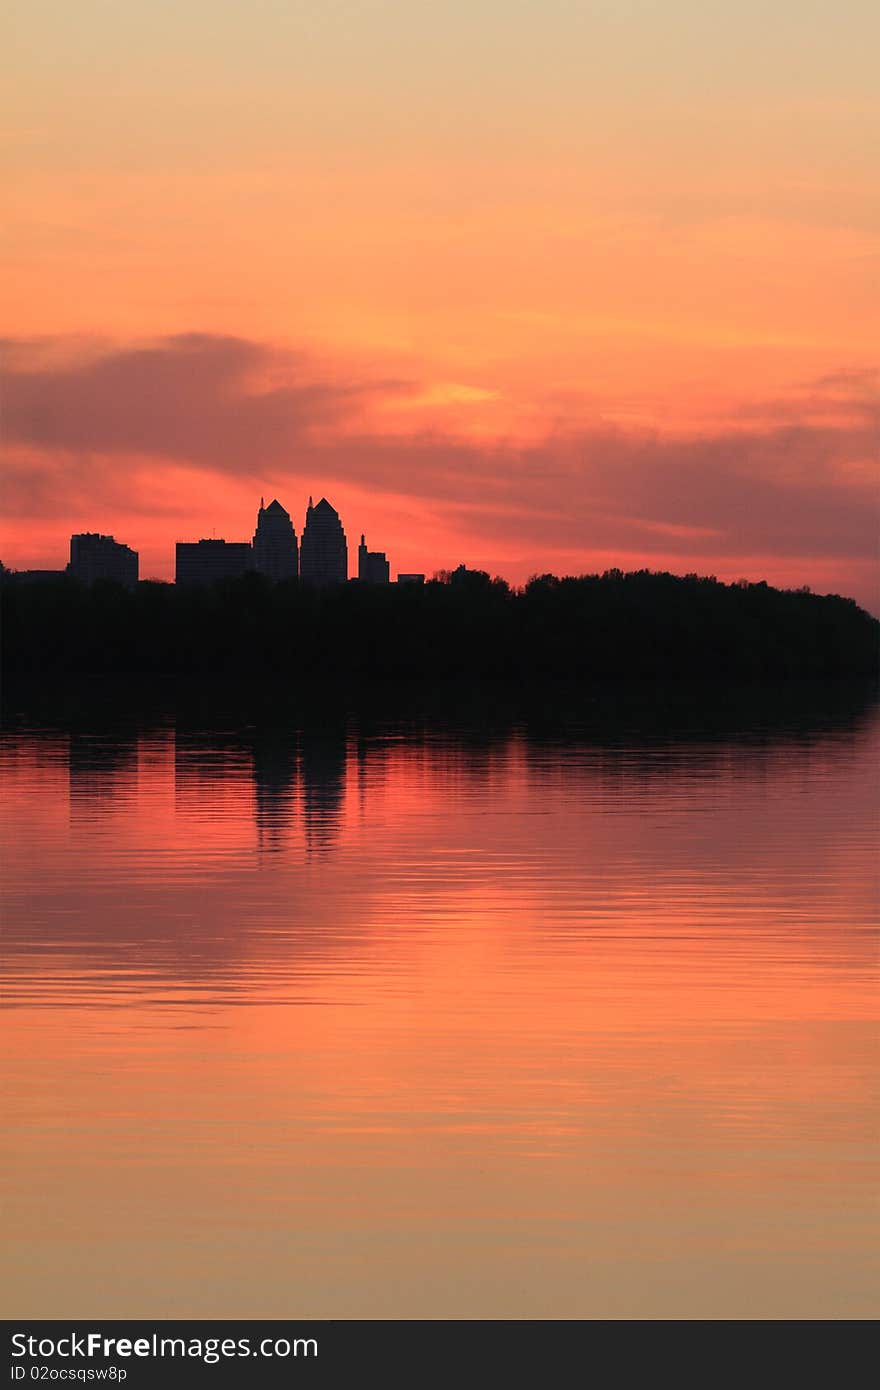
left=2, top=1, right=879, bottom=608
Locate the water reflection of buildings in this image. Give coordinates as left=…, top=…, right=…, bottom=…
left=171, top=727, right=349, bottom=854
left=68, top=733, right=139, bottom=818
left=247, top=730, right=350, bottom=853
left=251, top=733, right=299, bottom=852
left=298, top=733, right=347, bottom=853
left=173, top=735, right=252, bottom=831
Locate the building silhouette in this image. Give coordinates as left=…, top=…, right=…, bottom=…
left=397, top=573, right=425, bottom=585
left=251, top=731, right=299, bottom=853
left=252, top=498, right=298, bottom=581
left=300, top=497, right=348, bottom=585
left=14, top=569, right=66, bottom=584
left=176, top=539, right=253, bottom=585
left=357, top=534, right=390, bottom=584
left=69, top=533, right=138, bottom=587
left=68, top=733, right=139, bottom=820
left=301, top=731, right=347, bottom=852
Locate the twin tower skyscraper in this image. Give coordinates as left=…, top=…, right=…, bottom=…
left=251, top=497, right=388, bottom=586
left=254, top=496, right=347, bottom=584
left=253, top=496, right=339, bottom=584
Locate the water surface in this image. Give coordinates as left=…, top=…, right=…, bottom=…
left=2, top=688, right=878, bottom=1318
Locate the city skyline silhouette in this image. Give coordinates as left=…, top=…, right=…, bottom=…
left=6, top=494, right=425, bottom=589
left=4, top=0, right=879, bottom=1335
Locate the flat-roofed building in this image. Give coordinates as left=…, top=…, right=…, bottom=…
left=14, top=569, right=67, bottom=584
left=69, top=533, right=138, bottom=587
left=175, top=539, right=253, bottom=585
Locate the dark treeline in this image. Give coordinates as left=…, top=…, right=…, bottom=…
left=3, top=567, right=878, bottom=680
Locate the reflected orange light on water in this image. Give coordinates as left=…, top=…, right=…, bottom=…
left=2, top=709, right=878, bottom=1316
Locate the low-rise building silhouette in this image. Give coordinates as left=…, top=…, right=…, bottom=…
left=69, top=533, right=138, bottom=587
left=253, top=498, right=298, bottom=581
left=397, top=573, right=425, bottom=585
left=176, top=539, right=253, bottom=585
left=14, top=569, right=66, bottom=584
left=300, top=497, right=348, bottom=585
left=357, top=534, right=390, bottom=584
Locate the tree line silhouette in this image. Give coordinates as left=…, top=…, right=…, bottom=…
left=3, top=567, right=878, bottom=680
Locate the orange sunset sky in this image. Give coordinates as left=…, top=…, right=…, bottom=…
left=2, top=1, right=879, bottom=608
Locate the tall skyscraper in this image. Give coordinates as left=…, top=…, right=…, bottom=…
left=300, top=497, right=348, bottom=585
left=175, top=539, right=253, bottom=585
left=252, top=498, right=298, bottom=580
left=358, top=534, right=390, bottom=584
left=68, top=533, right=138, bottom=587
